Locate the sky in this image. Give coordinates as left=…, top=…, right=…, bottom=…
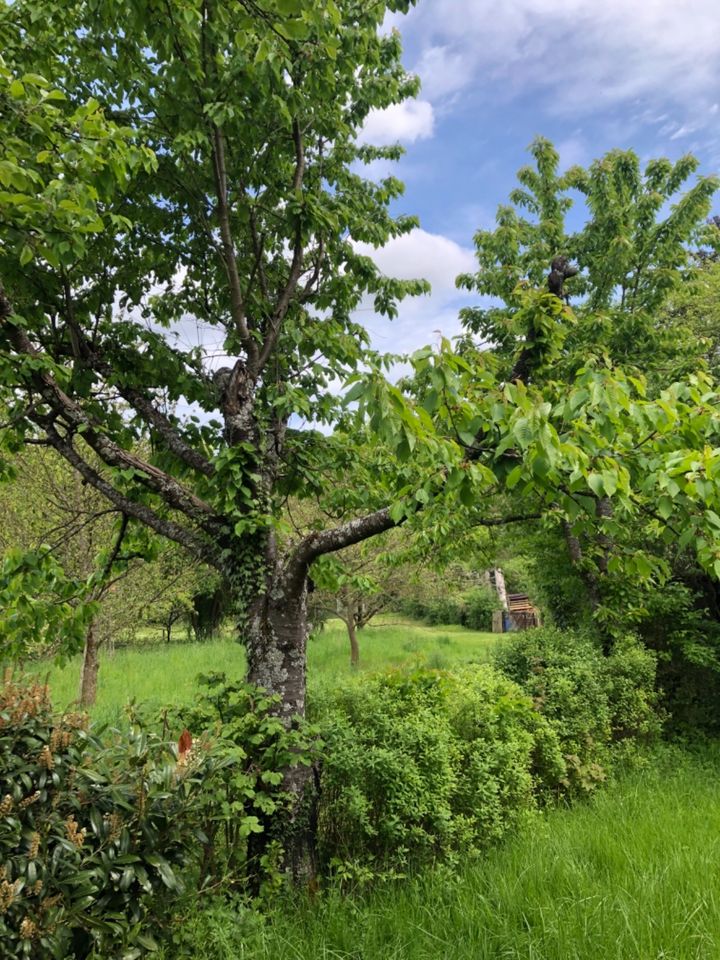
left=356, top=0, right=720, bottom=357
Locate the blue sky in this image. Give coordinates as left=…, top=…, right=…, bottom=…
left=356, top=0, right=720, bottom=356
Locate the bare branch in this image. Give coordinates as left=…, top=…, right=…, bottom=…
left=211, top=125, right=258, bottom=366
left=256, top=118, right=306, bottom=372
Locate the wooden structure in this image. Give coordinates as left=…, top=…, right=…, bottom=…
left=485, top=568, right=541, bottom=632
left=506, top=593, right=541, bottom=631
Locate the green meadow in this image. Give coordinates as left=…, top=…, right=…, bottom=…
left=42, top=617, right=500, bottom=724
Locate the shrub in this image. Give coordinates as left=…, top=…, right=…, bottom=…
left=423, top=597, right=465, bottom=626
left=0, top=673, right=318, bottom=957
left=0, top=675, right=206, bottom=959
left=311, top=666, right=564, bottom=876
left=629, top=579, right=720, bottom=732
left=462, top=587, right=500, bottom=631
left=494, top=628, right=661, bottom=789
left=396, top=596, right=466, bottom=627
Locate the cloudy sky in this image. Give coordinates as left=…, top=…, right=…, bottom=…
left=358, top=0, right=720, bottom=356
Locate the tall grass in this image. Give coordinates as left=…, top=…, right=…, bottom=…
left=41, top=616, right=499, bottom=723
left=164, top=747, right=720, bottom=960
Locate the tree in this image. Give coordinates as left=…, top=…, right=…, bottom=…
left=0, top=446, right=211, bottom=704
left=310, top=531, right=412, bottom=666
left=0, top=1, right=431, bottom=871
left=455, top=138, right=720, bottom=636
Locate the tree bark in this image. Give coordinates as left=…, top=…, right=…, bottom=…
left=246, top=569, right=309, bottom=723
left=79, top=622, right=100, bottom=707
left=245, top=562, right=317, bottom=883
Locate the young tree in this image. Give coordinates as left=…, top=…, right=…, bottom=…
left=310, top=532, right=412, bottom=666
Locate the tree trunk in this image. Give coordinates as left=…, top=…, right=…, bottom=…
left=79, top=622, right=100, bottom=707
left=562, top=520, right=602, bottom=610
left=246, top=570, right=309, bottom=724
left=245, top=563, right=317, bottom=884
left=595, top=496, right=613, bottom=575
left=347, top=617, right=360, bottom=668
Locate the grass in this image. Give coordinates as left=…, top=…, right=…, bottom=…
left=41, top=615, right=499, bottom=724
left=164, top=746, right=720, bottom=960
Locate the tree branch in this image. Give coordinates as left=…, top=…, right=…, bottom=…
left=472, top=512, right=542, bottom=527
left=211, top=125, right=258, bottom=367
left=98, top=513, right=129, bottom=582
left=41, top=422, right=217, bottom=563
left=117, top=384, right=215, bottom=477
left=293, top=506, right=396, bottom=572
left=4, top=322, right=219, bottom=528
left=256, top=118, right=306, bottom=372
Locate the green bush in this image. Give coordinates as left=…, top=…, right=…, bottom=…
left=462, top=587, right=500, bottom=631
left=311, top=667, right=564, bottom=876
left=0, top=673, right=318, bottom=957
left=396, top=596, right=466, bottom=627
left=397, top=587, right=499, bottom=631
left=629, top=579, right=720, bottom=732
left=494, top=628, right=661, bottom=790
left=423, top=597, right=465, bottom=626
left=0, top=676, right=206, bottom=959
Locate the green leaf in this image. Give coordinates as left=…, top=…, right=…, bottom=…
left=587, top=473, right=605, bottom=498
left=506, top=465, right=524, bottom=490
left=657, top=495, right=674, bottom=520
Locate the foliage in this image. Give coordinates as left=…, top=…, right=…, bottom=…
left=0, top=675, right=206, bottom=959
left=623, top=577, right=720, bottom=732
left=661, top=259, right=720, bottom=380
left=0, top=670, right=321, bottom=956
left=399, top=586, right=501, bottom=631
left=161, top=673, right=319, bottom=895
left=442, top=137, right=720, bottom=652
left=3, top=7, right=720, bottom=751
left=201, top=746, right=720, bottom=960
left=457, top=137, right=719, bottom=386
left=493, top=526, right=594, bottom=630
left=0, top=549, right=97, bottom=664
left=312, top=666, right=564, bottom=876
left=0, top=0, right=426, bottom=633
left=495, top=628, right=661, bottom=788
left=0, top=446, right=216, bottom=700
left=461, top=587, right=501, bottom=631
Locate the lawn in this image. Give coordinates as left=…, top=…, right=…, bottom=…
left=42, top=615, right=500, bottom=724
left=162, top=746, right=720, bottom=960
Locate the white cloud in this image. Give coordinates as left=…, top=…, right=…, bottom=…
left=355, top=228, right=475, bottom=295
left=360, top=99, right=435, bottom=145
left=556, top=135, right=588, bottom=170
left=353, top=228, right=477, bottom=353
left=414, top=45, right=471, bottom=100
left=398, top=0, right=720, bottom=131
